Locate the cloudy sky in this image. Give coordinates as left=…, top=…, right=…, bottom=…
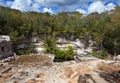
left=0, top=0, right=119, bottom=14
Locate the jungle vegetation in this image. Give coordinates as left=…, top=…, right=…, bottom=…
left=0, top=6, right=120, bottom=57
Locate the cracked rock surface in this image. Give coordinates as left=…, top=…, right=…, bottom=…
left=0, top=55, right=120, bottom=83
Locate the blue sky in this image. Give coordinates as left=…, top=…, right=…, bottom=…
left=0, top=0, right=119, bottom=14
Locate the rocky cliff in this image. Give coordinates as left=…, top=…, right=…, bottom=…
left=33, top=37, right=93, bottom=55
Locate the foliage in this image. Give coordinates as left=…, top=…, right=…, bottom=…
left=0, top=6, right=120, bottom=56
left=44, top=37, right=56, bottom=54
left=65, top=46, right=74, bottom=60
left=44, top=37, right=74, bottom=61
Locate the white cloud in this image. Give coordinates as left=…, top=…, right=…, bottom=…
left=30, top=3, right=40, bottom=12
left=0, top=0, right=118, bottom=14
left=31, top=0, right=117, bottom=12
left=88, top=1, right=116, bottom=14
left=0, top=0, right=5, bottom=6
left=9, top=0, right=41, bottom=12
left=76, top=9, right=87, bottom=14
left=43, top=7, right=53, bottom=14
left=88, top=1, right=106, bottom=14
left=10, top=0, right=32, bottom=12
left=106, top=3, right=116, bottom=11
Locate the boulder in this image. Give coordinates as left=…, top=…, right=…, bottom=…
left=116, top=55, right=120, bottom=61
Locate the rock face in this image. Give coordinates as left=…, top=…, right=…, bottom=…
left=0, top=55, right=120, bottom=83
left=114, top=55, right=120, bottom=61
left=33, top=38, right=93, bottom=55
left=0, top=35, right=13, bottom=59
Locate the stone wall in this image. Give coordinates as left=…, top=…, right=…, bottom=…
left=0, top=41, right=13, bottom=59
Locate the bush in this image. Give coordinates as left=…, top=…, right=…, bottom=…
left=65, top=46, right=74, bottom=60
left=55, top=49, right=66, bottom=59
left=44, top=37, right=74, bottom=61
left=44, top=37, right=56, bottom=54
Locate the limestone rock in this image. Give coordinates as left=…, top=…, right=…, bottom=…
left=0, top=56, right=120, bottom=83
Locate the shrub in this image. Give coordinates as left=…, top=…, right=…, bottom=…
left=55, top=49, right=66, bottom=59
left=65, top=46, right=74, bottom=60
left=44, top=37, right=56, bottom=54
left=44, top=37, right=74, bottom=61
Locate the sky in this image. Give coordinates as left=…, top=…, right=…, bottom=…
left=0, top=0, right=119, bottom=14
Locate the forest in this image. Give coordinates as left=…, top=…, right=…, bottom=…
left=0, top=6, right=120, bottom=57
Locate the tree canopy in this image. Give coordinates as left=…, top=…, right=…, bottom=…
left=0, top=6, right=120, bottom=56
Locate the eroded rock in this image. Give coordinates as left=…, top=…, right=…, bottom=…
left=78, top=74, right=96, bottom=83
left=0, top=57, right=120, bottom=83
left=100, top=71, right=120, bottom=83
